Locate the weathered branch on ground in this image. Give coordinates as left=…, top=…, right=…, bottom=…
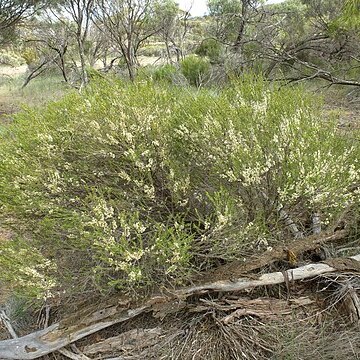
left=207, top=230, right=349, bottom=282
left=178, top=254, right=360, bottom=296
left=0, top=305, right=149, bottom=360
left=58, top=347, right=91, bottom=360
left=0, top=248, right=358, bottom=360
left=0, top=310, right=18, bottom=339
left=82, top=328, right=163, bottom=357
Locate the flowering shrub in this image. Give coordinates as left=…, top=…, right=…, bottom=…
left=0, top=76, right=359, bottom=298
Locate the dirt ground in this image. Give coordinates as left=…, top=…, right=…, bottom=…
left=0, top=65, right=26, bottom=120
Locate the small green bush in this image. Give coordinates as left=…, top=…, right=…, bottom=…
left=152, top=64, right=178, bottom=83
left=138, top=44, right=165, bottom=57
left=0, top=76, right=359, bottom=299
left=195, top=38, right=224, bottom=63
left=21, top=48, right=38, bottom=67
left=180, top=55, right=211, bottom=86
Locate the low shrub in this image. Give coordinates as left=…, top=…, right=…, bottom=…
left=195, top=38, right=224, bottom=63
left=0, top=76, right=359, bottom=299
left=152, top=64, right=178, bottom=83
left=0, top=50, right=25, bottom=67
left=180, top=55, right=211, bottom=86
left=138, top=44, right=165, bottom=57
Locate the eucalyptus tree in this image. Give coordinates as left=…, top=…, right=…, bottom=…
left=153, top=0, right=180, bottom=62
left=207, top=0, right=262, bottom=49
left=22, top=18, right=72, bottom=87
left=0, top=0, right=48, bottom=45
left=263, top=0, right=360, bottom=87
left=94, top=0, right=168, bottom=80
left=49, top=0, right=95, bottom=89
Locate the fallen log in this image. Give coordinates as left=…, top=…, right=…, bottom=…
left=0, top=310, right=18, bottom=339
left=0, top=252, right=359, bottom=360
left=0, top=305, right=149, bottom=360
left=177, top=254, right=360, bottom=296
left=82, top=328, right=163, bottom=356
left=204, top=230, right=349, bottom=282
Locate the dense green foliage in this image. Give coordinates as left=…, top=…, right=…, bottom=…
left=152, top=64, right=178, bottom=83
left=335, top=0, right=360, bottom=29
left=0, top=77, right=359, bottom=298
left=195, top=38, right=224, bottom=63
left=180, top=55, right=211, bottom=86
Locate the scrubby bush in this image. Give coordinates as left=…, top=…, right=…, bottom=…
left=180, top=55, right=211, bottom=86
left=195, top=38, right=224, bottom=63
left=138, top=44, right=165, bottom=57
left=0, top=76, right=359, bottom=299
left=0, top=50, right=25, bottom=67
left=21, top=48, right=38, bottom=67
left=152, top=64, right=178, bottom=83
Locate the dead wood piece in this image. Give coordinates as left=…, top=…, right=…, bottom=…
left=221, top=309, right=264, bottom=324
left=191, top=297, right=314, bottom=322
left=191, top=297, right=313, bottom=313
left=324, top=258, right=360, bottom=272
left=0, top=252, right=358, bottom=360
left=151, top=298, right=187, bottom=320
left=221, top=296, right=316, bottom=324
left=83, top=328, right=162, bottom=356
left=58, top=347, right=92, bottom=360
left=37, top=304, right=51, bottom=330
left=207, top=230, right=348, bottom=282
left=342, top=285, right=360, bottom=324
left=312, top=212, right=322, bottom=235
left=0, top=310, right=18, bottom=339
left=0, top=305, right=149, bottom=360
left=278, top=206, right=304, bottom=239
left=176, top=254, right=360, bottom=296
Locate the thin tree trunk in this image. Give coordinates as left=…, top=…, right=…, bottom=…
left=78, top=38, right=88, bottom=90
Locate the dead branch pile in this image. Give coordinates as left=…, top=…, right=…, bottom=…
left=0, top=231, right=359, bottom=360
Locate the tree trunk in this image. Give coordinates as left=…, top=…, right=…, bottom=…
left=78, top=38, right=88, bottom=90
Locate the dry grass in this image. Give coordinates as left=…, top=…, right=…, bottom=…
left=0, top=72, right=69, bottom=124
left=38, top=279, right=359, bottom=360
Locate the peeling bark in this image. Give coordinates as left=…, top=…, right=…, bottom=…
left=0, top=253, right=359, bottom=359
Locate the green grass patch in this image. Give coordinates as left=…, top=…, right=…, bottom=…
left=0, top=74, right=69, bottom=109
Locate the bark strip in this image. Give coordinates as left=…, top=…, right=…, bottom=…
left=0, top=251, right=358, bottom=360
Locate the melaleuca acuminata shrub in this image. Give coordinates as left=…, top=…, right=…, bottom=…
left=0, top=76, right=359, bottom=298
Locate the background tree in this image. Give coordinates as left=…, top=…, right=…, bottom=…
left=207, top=0, right=262, bottom=49
left=206, top=0, right=266, bottom=73
left=153, top=0, right=180, bottom=63
left=50, top=0, right=95, bottom=88
left=261, top=0, right=360, bottom=86
left=0, top=0, right=46, bottom=45
left=84, top=23, right=112, bottom=68
left=22, top=18, right=71, bottom=87
left=94, top=0, right=165, bottom=80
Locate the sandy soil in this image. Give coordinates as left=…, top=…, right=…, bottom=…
left=0, top=64, right=27, bottom=78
